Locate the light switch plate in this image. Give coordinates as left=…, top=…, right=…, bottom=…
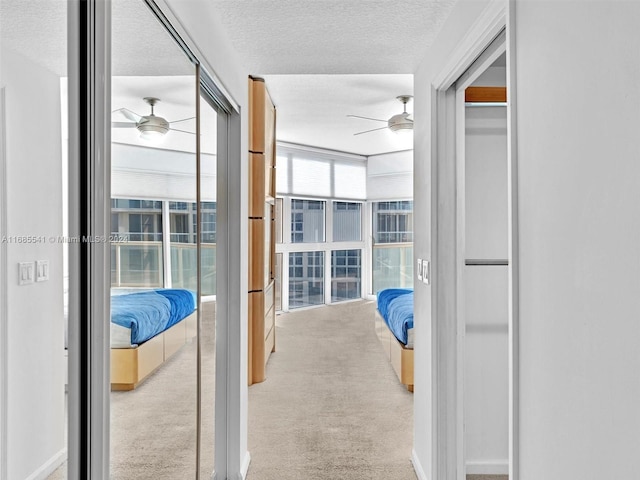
left=19, top=262, right=35, bottom=285
left=36, top=260, right=49, bottom=282
left=422, top=259, right=430, bottom=285
left=416, top=258, right=423, bottom=281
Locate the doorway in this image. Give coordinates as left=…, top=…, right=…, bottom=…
left=430, top=9, right=518, bottom=480
left=456, top=48, right=509, bottom=478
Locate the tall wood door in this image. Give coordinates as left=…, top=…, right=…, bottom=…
left=248, top=77, right=276, bottom=385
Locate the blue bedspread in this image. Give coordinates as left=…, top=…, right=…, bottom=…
left=111, top=289, right=196, bottom=345
left=377, top=288, right=414, bottom=345
left=386, top=293, right=414, bottom=345
left=377, top=288, right=413, bottom=320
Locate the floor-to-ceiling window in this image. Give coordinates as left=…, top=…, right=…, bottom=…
left=275, top=143, right=367, bottom=311
left=371, top=200, right=414, bottom=292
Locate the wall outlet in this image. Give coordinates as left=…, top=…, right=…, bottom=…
left=36, top=260, right=49, bottom=282
left=18, top=262, right=35, bottom=285
left=416, top=258, right=423, bottom=281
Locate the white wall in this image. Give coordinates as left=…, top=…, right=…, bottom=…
left=514, top=2, right=640, bottom=478
left=367, top=150, right=413, bottom=200
left=412, top=1, right=493, bottom=476
left=415, top=1, right=640, bottom=479
left=1, top=48, right=65, bottom=479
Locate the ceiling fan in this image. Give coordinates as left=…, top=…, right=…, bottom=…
left=112, top=97, right=195, bottom=141
left=348, top=95, right=413, bottom=136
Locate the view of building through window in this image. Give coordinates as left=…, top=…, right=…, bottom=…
left=110, top=198, right=217, bottom=294
left=372, top=200, right=414, bottom=292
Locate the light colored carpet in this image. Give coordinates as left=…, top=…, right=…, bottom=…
left=247, top=300, right=416, bottom=480
left=49, top=299, right=507, bottom=479
left=49, top=301, right=216, bottom=479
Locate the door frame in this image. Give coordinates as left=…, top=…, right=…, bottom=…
left=430, top=1, right=519, bottom=479
left=0, top=86, right=8, bottom=480
left=454, top=31, right=507, bottom=478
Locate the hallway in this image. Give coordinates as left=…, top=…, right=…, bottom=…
left=247, top=300, right=415, bottom=479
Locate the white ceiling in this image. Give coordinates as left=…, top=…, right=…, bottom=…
left=208, top=0, right=457, bottom=75
left=206, top=0, right=458, bottom=155
left=1, top=0, right=459, bottom=156
left=264, top=74, right=414, bottom=156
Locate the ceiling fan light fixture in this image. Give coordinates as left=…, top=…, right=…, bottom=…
left=388, top=112, right=413, bottom=134
left=136, top=114, right=170, bottom=141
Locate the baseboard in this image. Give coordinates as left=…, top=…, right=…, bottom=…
left=411, top=449, right=428, bottom=480
left=239, top=451, right=251, bottom=480
left=25, top=448, right=66, bottom=480
left=466, top=460, right=509, bottom=475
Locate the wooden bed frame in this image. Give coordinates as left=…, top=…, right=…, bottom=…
left=110, top=311, right=197, bottom=391
left=375, top=310, right=414, bottom=392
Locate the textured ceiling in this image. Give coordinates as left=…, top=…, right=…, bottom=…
left=208, top=0, right=457, bottom=74
left=264, top=74, right=413, bottom=155
left=206, top=0, right=458, bottom=155
left=2, top=0, right=459, bottom=156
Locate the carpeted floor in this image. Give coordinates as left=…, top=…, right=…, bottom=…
left=246, top=300, right=416, bottom=480
left=50, top=299, right=507, bottom=479
left=49, top=301, right=216, bottom=479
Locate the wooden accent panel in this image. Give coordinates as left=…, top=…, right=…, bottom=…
left=465, top=86, right=507, bottom=103
left=248, top=218, right=266, bottom=292
left=248, top=76, right=276, bottom=385
left=249, top=153, right=267, bottom=217
left=249, top=78, right=276, bottom=156
left=249, top=290, right=266, bottom=383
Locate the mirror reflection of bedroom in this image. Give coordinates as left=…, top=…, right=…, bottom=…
left=109, top=0, right=217, bottom=476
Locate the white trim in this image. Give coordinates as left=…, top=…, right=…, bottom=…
left=506, top=2, right=520, bottom=478
left=0, top=86, right=8, bottom=480
left=454, top=85, right=467, bottom=480
left=466, top=461, right=509, bottom=475
left=239, top=451, right=251, bottom=480
left=430, top=2, right=510, bottom=480
left=411, top=449, right=428, bottom=480
left=25, top=449, right=67, bottom=480
left=433, top=0, right=507, bottom=90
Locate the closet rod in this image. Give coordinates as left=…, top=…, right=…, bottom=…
left=465, top=259, right=508, bottom=266
left=465, top=102, right=507, bottom=107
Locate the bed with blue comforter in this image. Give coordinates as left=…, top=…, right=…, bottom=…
left=375, top=288, right=415, bottom=391
left=110, top=288, right=198, bottom=390
left=111, top=288, right=197, bottom=347
left=376, top=288, right=414, bottom=346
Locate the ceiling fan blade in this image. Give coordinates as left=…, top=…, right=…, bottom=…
left=112, top=107, right=142, bottom=123
left=112, top=121, right=137, bottom=128
left=353, top=126, right=389, bottom=136
left=169, top=127, right=196, bottom=135
left=347, top=114, right=387, bottom=123
left=169, top=116, right=196, bottom=124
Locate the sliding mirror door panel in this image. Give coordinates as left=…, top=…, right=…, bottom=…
left=111, top=0, right=198, bottom=476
